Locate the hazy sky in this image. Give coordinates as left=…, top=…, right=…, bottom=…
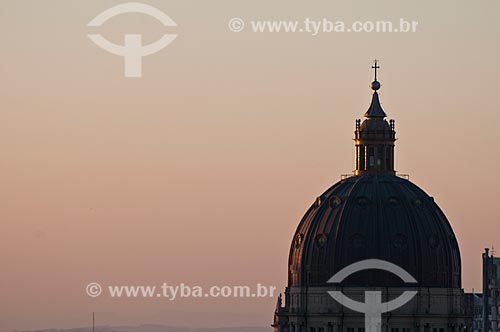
left=1, top=0, right=500, bottom=330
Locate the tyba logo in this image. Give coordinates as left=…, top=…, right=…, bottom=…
left=87, top=2, right=178, bottom=77
left=328, top=259, right=418, bottom=332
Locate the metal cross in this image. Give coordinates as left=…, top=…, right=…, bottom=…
left=372, top=59, right=380, bottom=81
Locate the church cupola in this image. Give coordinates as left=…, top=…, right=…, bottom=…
left=354, top=60, right=396, bottom=175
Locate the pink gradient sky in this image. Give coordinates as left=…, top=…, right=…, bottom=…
left=1, top=0, right=499, bottom=330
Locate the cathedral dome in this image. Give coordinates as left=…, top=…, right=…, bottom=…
left=274, top=61, right=467, bottom=332
left=287, top=60, right=461, bottom=289
left=288, top=174, right=461, bottom=288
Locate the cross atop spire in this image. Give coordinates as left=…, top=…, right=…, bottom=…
left=372, top=59, right=380, bottom=81
left=366, top=59, right=385, bottom=117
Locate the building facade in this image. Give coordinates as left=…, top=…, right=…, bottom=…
left=474, top=248, right=500, bottom=332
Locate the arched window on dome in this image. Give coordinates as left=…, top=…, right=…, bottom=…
left=368, top=147, right=375, bottom=168
left=377, top=145, right=383, bottom=167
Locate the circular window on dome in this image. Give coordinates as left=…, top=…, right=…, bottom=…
left=429, top=234, right=440, bottom=249
left=387, top=197, right=400, bottom=207
left=392, top=234, right=408, bottom=249
left=329, top=196, right=342, bottom=208
left=350, top=233, right=366, bottom=248
left=315, top=233, right=328, bottom=248
left=294, top=233, right=303, bottom=249
left=356, top=196, right=371, bottom=208
left=413, top=197, right=424, bottom=208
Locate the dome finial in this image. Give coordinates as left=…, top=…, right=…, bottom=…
left=370, top=59, right=381, bottom=91
left=364, top=60, right=386, bottom=118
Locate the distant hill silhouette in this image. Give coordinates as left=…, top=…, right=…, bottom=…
left=18, top=324, right=271, bottom=332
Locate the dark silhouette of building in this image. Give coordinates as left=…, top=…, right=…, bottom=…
left=478, top=248, right=500, bottom=332
left=273, top=62, right=471, bottom=332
